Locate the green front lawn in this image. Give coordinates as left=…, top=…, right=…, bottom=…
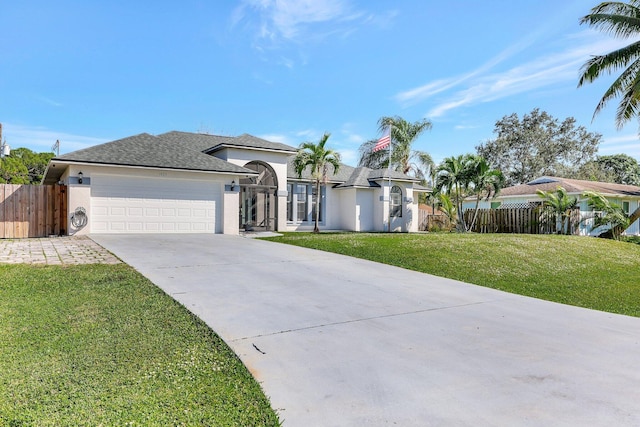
left=263, top=233, right=640, bottom=317
left=0, top=264, right=280, bottom=426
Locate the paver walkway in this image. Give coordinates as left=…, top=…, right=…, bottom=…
left=0, top=236, right=121, bottom=265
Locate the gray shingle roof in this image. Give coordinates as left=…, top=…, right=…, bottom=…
left=413, top=183, right=431, bottom=192
left=367, top=169, right=421, bottom=181
left=53, top=133, right=256, bottom=174
left=201, top=133, right=298, bottom=154
left=334, top=167, right=381, bottom=188
left=287, top=156, right=354, bottom=183
left=158, top=131, right=235, bottom=152
left=287, top=156, right=421, bottom=188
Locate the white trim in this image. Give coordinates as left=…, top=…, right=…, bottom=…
left=47, top=160, right=258, bottom=177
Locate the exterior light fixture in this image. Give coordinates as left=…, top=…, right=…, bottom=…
left=231, top=180, right=236, bottom=191
left=78, top=171, right=83, bottom=184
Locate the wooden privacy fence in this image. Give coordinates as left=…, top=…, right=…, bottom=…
left=418, top=210, right=451, bottom=231
left=0, top=184, right=67, bottom=238
left=463, top=207, right=581, bottom=234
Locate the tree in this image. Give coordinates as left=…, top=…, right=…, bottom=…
left=0, top=148, right=54, bottom=184
left=0, top=157, right=30, bottom=184
left=434, top=154, right=504, bottom=232
left=434, top=154, right=474, bottom=231
left=10, top=148, right=54, bottom=184
left=476, top=109, right=601, bottom=186
left=576, top=154, right=640, bottom=184
left=536, top=186, right=579, bottom=235
left=596, top=154, right=640, bottom=185
left=358, top=116, right=434, bottom=181
left=293, top=133, right=341, bottom=233
left=578, top=1, right=640, bottom=129
left=581, top=191, right=631, bottom=240
left=437, top=193, right=457, bottom=228
left=466, top=156, right=505, bottom=232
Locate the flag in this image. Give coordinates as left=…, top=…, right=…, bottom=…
left=373, top=126, right=391, bottom=152
left=52, top=140, right=59, bottom=155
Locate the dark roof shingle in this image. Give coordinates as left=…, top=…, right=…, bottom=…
left=53, top=133, right=255, bottom=174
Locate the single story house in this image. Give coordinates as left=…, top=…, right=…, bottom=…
left=462, top=176, right=640, bottom=236
left=42, top=131, right=426, bottom=235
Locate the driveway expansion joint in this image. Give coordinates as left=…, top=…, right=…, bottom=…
left=231, top=299, right=502, bottom=343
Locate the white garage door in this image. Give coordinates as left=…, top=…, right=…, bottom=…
left=91, top=174, right=221, bottom=233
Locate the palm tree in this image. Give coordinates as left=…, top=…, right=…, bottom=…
left=582, top=191, right=631, bottom=239
left=536, top=186, right=579, bottom=234
left=467, top=156, right=505, bottom=232
left=437, top=193, right=457, bottom=229
left=358, top=116, right=434, bottom=180
left=293, top=133, right=341, bottom=233
left=434, top=154, right=474, bottom=231
left=578, top=1, right=640, bottom=129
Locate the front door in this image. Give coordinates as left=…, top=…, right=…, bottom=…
left=239, top=161, right=278, bottom=232
left=240, top=186, right=275, bottom=231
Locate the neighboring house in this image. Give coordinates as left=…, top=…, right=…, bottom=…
left=43, top=131, right=426, bottom=235
left=462, top=176, right=640, bottom=236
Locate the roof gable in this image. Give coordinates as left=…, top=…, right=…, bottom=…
left=204, top=133, right=298, bottom=154
left=287, top=156, right=422, bottom=188
left=158, top=131, right=235, bottom=152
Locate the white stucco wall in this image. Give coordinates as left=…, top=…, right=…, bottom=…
left=334, top=189, right=354, bottom=231
left=372, top=181, right=416, bottom=232
left=356, top=189, right=375, bottom=231
left=405, top=187, right=419, bottom=232
left=60, top=166, right=91, bottom=236
left=373, top=185, right=386, bottom=232
left=324, top=185, right=350, bottom=230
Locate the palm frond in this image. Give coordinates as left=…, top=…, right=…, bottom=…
left=579, top=42, right=640, bottom=87
left=614, top=73, right=640, bottom=127
left=578, top=2, right=640, bottom=129
left=359, top=116, right=432, bottom=177
left=580, top=13, right=640, bottom=38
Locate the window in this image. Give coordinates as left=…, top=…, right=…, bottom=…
left=390, top=185, right=402, bottom=217
left=286, top=183, right=326, bottom=223
left=490, top=201, right=501, bottom=209
left=296, top=185, right=308, bottom=222
left=623, top=201, right=630, bottom=214
left=287, top=184, right=294, bottom=221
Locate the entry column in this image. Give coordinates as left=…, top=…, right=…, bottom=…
left=222, top=182, right=240, bottom=235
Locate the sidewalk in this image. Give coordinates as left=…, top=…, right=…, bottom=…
left=0, top=236, right=121, bottom=265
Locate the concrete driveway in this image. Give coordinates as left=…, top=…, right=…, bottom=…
left=91, top=234, right=640, bottom=426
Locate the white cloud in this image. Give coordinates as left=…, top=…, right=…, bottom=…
left=423, top=33, right=634, bottom=118
left=257, top=133, right=293, bottom=145
left=336, top=148, right=358, bottom=166
left=600, top=133, right=640, bottom=159
left=232, top=0, right=375, bottom=48
left=36, top=96, right=63, bottom=107
left=295, top=129, right=321, bottom=139
left=395, top=22, right=550, bottom=107
left=2, top=123, right=108, bottom=154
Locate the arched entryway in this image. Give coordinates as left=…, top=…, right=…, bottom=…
left=239, top=161, right=278, bottom=231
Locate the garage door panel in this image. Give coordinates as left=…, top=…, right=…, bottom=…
left=91, top=175, right=221, bottom=234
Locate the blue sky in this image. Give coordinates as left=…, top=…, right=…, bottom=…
left=2, top=0, right=640, bottom=166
